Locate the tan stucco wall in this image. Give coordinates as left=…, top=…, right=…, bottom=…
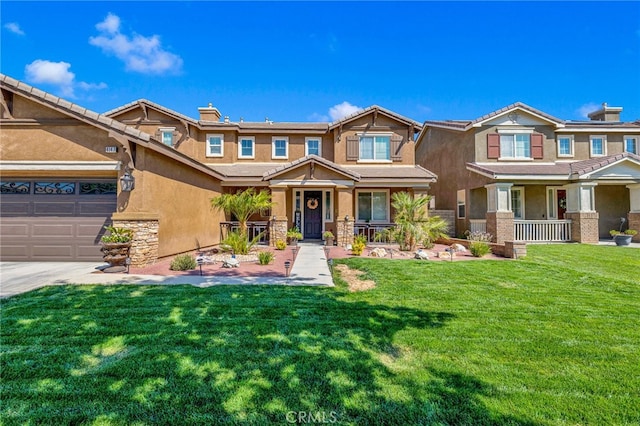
left=595, top=185, right=630, bottom=238
left=118, top=146, right=223, bottom=257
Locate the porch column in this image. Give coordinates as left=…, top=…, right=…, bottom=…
left=412, top=188, right=431, bottom=218
left=627, top=184, right=640, bottom=242
left=564, top=182, right=599, bottom=244
left=485, top=183, right=514, bottom=244
left=111, top=212, right=159, bottom=267
left=269, top=186, right=288, bottom=246
left=336, top=186, right=354, bottom=247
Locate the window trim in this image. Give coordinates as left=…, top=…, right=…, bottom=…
left=272, top=136, right=289, bottom=159
left=357, top=132, right=392, bottom=162
left=205, top=133, right=224, bottom=157
left=238, top=136, right=255, bottom=159
left=498, top=132, right=532, bottom=160
left=624, top=135, right=638, bottom=154
left=589, top=135, right=607, bottom=157
left=159, top=127, right=176, bottom=147
left=355, top=189, right=390, bottom=223
left=511, top=186, right=525, bottom=220
left=556, top=135, right=574, bottom=158
left=457, top=189, right=466, bottom=219
left=305, top=137, right=322, bottom=157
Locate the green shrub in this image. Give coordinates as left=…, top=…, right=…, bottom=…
left=257, top=251, right=275, bottom=265
left=170, top=254, right=197, bottom=271
left=275, top=239, right=287, bottom=250
left=221, top=230, right=262, bottom=255
left=351, top=234, right=367, bottom=256
left=100, top=226, right=133, bottom=243
left=469, top=241, right=491, bottom=257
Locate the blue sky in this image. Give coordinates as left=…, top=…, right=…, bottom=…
left=2, top=1, right=639, bottom=123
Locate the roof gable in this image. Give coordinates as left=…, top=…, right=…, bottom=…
left=570, top=152, right=640, bottom=180
left=263, top=155, right=360, bottom=181
left=328, top=105, right=422, bottom=131
left=104, top=99, right=199, bottom=126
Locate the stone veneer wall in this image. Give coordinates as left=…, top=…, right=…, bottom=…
left=337, top=219, right=354, bottom=247
left=269, top=219, right=288, bottom=246
left=111, top=219, right=159, bottom=267
left=628, top=212, right=640, bottom=242
left=485, top=211, right=514, bottom=244
left=565, top=212, right=599, bottom=244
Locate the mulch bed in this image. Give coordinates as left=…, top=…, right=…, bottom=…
left=129, top=243, right=504, bottom=277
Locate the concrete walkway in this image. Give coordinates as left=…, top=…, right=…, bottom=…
left=0, top=243, right=334, bottom=298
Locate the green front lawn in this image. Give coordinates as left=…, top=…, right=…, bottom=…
left=1, top=245, right=639, bottom=425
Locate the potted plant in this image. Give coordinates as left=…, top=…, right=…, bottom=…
left=323, top=230, right=335, bottom=246
left=100, top=226, right=133, bottom=270
left=610, top=229, right=637, bottom=246
left=286, top=226, right=303, bottom=245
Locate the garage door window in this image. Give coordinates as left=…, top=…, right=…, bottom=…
left=34, top=182, right=76, bottom=195
left=80, top=182, right=117, bottom=195
left=0, top=182, right=30, bottom=194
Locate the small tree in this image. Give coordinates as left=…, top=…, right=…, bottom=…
left=210, top=188, right=273, bottom=237
left=391, top=191, right=449, bottom=251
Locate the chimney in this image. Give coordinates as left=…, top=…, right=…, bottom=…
left=198, top=102, right=222, bottom=122
left=588, top=102, right=623, bottom=122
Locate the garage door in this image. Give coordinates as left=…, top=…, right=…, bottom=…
left=0, top=181, right=117, bottom=261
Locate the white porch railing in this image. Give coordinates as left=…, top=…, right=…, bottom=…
left=469, top=219, right=487, bottom=234
left=514, top=220, right=572, bottom=242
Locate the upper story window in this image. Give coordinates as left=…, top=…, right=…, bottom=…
left=306, top=137, right=321, bottom=157
left=359, top=134, right=390, bottom=161
left=238, top=136, right=255, bottom=159
left=159, top=127, right=175, bottom=146
left=625, top=136, right=638, bottom=154
left=557, top=135, right=574, bottom=157
left=206, top=134, right=223, bottom=157
left=500, top=134, right=530, bottom=159
left=272, top=137, right=288, bottom=159
left=589, top=135, right=607, bottom=157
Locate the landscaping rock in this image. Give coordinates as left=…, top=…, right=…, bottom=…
left=414, top=249, right=430, bottom=260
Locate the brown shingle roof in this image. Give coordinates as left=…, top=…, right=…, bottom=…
left=263, top=155, right=361, bottom=180
left=328, top=105, right=422, bottom=131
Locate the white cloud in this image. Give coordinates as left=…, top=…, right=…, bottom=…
left=89, top=13, right=183, bottom=75
left=328, top=101, right=362, bottom=121
left=307, top=112, right=329, bottom=122
left=24, top=59, right=107, bottom=98
left=577, top=102, right=600, bottom=119
left=4, top=22, right=25, bottom=36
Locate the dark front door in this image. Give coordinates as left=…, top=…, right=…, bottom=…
left=557, top=190, right=567, bottom=220
left=303, top=191, right=322, bottom=239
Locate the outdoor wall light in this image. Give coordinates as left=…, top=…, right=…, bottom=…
left=344, top=215, right=350, bottom=222
left=120, top=168, right=135, bottom=192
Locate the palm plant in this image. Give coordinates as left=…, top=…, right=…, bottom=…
left=210, top=188, right=273, bottom=237
left=390, top=191, right=449, bottom=251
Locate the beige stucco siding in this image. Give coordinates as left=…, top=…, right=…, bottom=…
left=595, top=185, right=630, bottom=238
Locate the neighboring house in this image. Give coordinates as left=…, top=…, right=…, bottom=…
left=415, top=102, right=640, bottom=244
left=0, top=74, right=436, bottom=265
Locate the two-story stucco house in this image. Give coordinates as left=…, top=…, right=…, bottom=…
left=415, top=102, right=640, bottom=244
left=0, top=74, right=436, bottom=265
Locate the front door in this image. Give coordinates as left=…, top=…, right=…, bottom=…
left=557, top=190, right=567, bottom=219
left=303, top=191, right=322, bottom=239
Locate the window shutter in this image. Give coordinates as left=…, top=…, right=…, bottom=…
left=531, top=133, right=544, bottom=159
left=391, top=135, right=403, bottom=161
left=346, top=136, right=359, bottom=161
left=487, top=134, right=500, bottom=159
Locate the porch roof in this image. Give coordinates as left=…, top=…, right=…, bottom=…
left=263, top=155, right=361, bottom=181
left=467, top=152, right=640, bottom=181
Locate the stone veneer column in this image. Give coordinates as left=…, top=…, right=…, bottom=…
left=337, top=218, right=354, bottom=247
left=627, top=184, right=640, bottom=242
left=269, top=217, right=288, bottom=246
left=485, top=211, right=514, bottom=244
left=111, top=213, right=159, bottom=267
left=565, top=212, right=599, bottom=244
left=485, top=183, right=514, bottom=244
left=565, top=182, right=599, bottom=244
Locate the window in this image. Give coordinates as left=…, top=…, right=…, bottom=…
left=324, top=190, right=332, bottom=221
left=359, top=134, right=390, bottom=161
left=625, top=136, right=638, bottom=154
left=457, top=189, right=466, bottom=219
left=306, top=137, right=321, bottom=156
left=357, top=190, right=388, bottom=222
left=206, top=134, right=223, bottom=157
left=557, top=135, right=574, bottom=157
left=590, top=135, right=606, bottom=157
left=272, top=137, right=288, bottom=159
left=159, top=127, right=175, bottom=146
left=238, top=137, right=255, bottom=159
left=511, top=187, right=524, bottom=219
left=500, top=133, right=530, bottom=158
